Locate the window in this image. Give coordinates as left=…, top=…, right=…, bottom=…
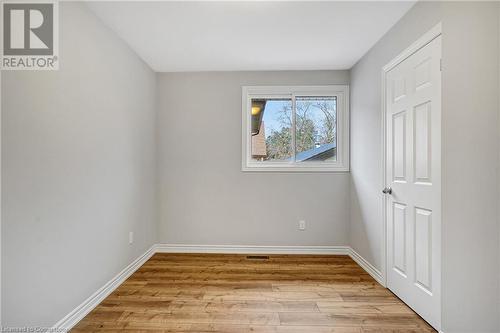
left=242, top=85, right=349, bottom=172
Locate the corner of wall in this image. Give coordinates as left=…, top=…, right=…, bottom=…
left=154, top=72, right=161, bottom=246
left=497, top=2, right=500, bottom=329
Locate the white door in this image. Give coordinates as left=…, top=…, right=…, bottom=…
left=385, top=35, right=441, bottom=329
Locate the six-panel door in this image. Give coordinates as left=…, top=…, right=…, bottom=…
left=386, top=35, right=442, bottom=330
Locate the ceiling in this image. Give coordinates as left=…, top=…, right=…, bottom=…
left=87, top=1, right=415, bottom=72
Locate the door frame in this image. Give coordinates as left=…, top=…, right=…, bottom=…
left=380, top=22, right=442, bottom=288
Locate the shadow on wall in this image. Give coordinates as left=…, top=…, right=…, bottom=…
left=350, top=175, right=381, bottom=271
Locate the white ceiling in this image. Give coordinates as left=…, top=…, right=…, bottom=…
left=87, top=1, right=415, bottom=72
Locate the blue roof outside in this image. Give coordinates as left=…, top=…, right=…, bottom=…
left=295, top=143, right=336, bottom=162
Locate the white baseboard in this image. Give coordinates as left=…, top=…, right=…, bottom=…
left=155, top=243, right=350, bottom=255
left=52, top=243, right=384, bottom=331
left=348, top=247, right=384, bottom=286
left=51, top=245, right=155, bottom=332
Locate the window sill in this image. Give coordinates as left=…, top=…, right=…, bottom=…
left=241, top=164, right=350, bottom=173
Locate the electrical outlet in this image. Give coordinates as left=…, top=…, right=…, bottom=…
left=299, top=220, right=306, bottom=231
left=129, top=231, right=134, bottom=244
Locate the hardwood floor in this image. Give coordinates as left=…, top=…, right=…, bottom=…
left=72, top=253, right=436, bottom=332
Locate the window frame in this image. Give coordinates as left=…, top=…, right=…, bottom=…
left=241, top=85, right=349, bottom=172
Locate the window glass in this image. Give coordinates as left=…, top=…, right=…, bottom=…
left=251, top=98, right=292, bottom=162
left=295, top=96, right=337, bottom=162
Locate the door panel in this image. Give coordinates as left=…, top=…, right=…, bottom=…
left=415, top=207, right=432, bottom=292
left=385, top=35, right=441, bottom=330
left=414, top=102, right=432, bottom=183
left=393, top=202, right=407, bottom=276
left=392, top=112, right=407, bottom=181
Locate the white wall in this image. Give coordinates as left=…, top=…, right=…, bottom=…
left=441, top=3, right=499, bottom=332
left=157, top=71, right=350, bottom=247
left=350, top=0, right=442, bottom=286
left=350, top=2, right=500, bottom=332
left=1, top=2, right=157, bottom=326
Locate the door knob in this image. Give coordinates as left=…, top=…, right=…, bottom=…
left=382, top=187, right=392, bottom=194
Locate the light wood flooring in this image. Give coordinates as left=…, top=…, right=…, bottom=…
left=72, top=253, right=436, bottom=332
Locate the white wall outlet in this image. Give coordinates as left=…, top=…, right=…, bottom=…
left=129, top=231, right=134, bottom=244
left=299, top=220, right=306, bottom=231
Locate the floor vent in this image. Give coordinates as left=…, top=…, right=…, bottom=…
left=246, top=255, right=270, bottom=260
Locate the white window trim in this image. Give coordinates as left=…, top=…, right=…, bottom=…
left=241, top=85, right=349, bottom=172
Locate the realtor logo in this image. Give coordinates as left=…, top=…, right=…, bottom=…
left=1, top=1, right=59, bottom=70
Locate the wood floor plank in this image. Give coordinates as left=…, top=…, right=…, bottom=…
left=72, top=323, right=362, bottom=333
left=72, top=254, right=436, bottom=333
left=317, top=302, right=414, bottom=315
left=278, top=312, right=432, bottom=328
